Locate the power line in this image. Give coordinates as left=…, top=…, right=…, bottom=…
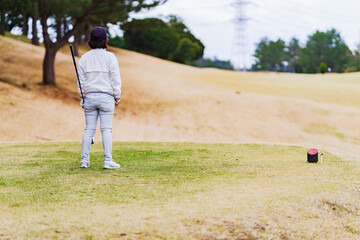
left=256, top=0, right=360, bottom=22
left=173, top=3, right=232, bottom=10
left=282, top=0, right=359, bottom=20
left=251, top=8, right=313, bottom=32
left=189, top=19, right=233, bottom=27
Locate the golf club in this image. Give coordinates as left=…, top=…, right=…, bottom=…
left=69, top=45, right=84, bottom=105
left=70, top=45, right=94, bottom=145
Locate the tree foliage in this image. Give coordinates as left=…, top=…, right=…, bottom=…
left=252, top=29, right=354, bottom=73
left=38, top=0, right=165, bottom=85
left=344, top=45, right=360, bottom=72
left=287, top=38, right=300, bottom=72
left=108, top=35, right=125, bottom=49
left=252, top=38, right=287, bottom=71
left=169, top=16, right=204, bottom=60
left=122, top=16, right=204, bottom=63
left=319, top=62, right=327, bottom=74
left=122, top=18, right=179, bottom=59
left=170, top=38, right=201, bottom=63
left=0, top=0, right=31, bottom=35
left=299, top=29, right=350, bottom=73
left=2, top=0, right=167, bottom=85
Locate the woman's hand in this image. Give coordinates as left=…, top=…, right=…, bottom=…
left=115, top=99, right=121, bottom=106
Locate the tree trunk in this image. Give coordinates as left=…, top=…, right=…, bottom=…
left=56, top=16, right=62, bottom=41
left=79, top=31, right=85, bottom=45
left=42, top=47, right=57, bottom=85
left=0, top=10, right=5, bottom=35
left=62, top=17, right=68, bottom=37
left=30, top=1, right=39, bottom=46
left=31, top=17, right=39, bottom=45
left=73, top=34, right=80, bottom=57
left=84, top=25, right=91, bottom=42
left=38, top=0, right=90, bottom=85
left=22, top=13, right=29, bottom=36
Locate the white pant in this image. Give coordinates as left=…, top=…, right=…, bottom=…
left=81, top=92, right=115, bottom=163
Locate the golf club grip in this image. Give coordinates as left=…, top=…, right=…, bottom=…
left=69, top=45, right=85, bottom=103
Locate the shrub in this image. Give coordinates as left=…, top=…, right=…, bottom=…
left=170, top=38, right=201, bottom=63
left=319, top=62, right=328, bottom=74
left=108, top=36, right=125, bottom=49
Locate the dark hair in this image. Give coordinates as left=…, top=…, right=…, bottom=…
left=88, top=39, right=108, bottom=49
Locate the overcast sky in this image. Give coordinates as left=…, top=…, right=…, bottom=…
left=130, top=0, right=360, bottom=69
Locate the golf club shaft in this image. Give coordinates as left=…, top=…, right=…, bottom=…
left=70, top=45, right=85, bottom=104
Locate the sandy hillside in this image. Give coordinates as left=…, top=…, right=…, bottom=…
left=1, top=36, right=360, bottom=154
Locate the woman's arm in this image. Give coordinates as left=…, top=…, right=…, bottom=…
left=109, top=54, right=121, bottom=101
left=78, top=58, right=86, bottom=106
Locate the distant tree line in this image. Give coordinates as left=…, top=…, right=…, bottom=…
left=188, top=57, right=234, bottom=70
left=252, top=29, right=360, bottom=73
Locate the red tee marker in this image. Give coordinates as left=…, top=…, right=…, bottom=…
left=307, top=149, right=318, bottom=163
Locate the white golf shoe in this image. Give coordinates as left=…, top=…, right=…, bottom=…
left=80, top=161, right=90, bottom=168
left=104, top=160, right=120, bottom=169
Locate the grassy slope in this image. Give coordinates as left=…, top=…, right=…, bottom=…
left=195, top=70, right=360, bottom=106
left=1, top=35, right=360, bottom=155
left=1, top=36, right=360, bottom=239
left=1, top=142, right=360, bottom=239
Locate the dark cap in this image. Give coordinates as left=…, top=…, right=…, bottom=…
left=90, top=27, right=107, bottom=42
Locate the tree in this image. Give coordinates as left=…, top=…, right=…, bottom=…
left=122, top=18, right=179, bottom=59
left=287, top=38, right=301, bottom=73
left=36, top=0, right=166, bottom=85
left=0, top=0, right=10, bottom=35
left=344, top=43, right=360, bottom=72
left=122, top=17, right=204, bottom=63
left=11, top=0, right=33, bottom=37
left=1, top=0, right=40, bottom=45
left=252, top=38, right=287, bottom=71
left=0, top=0, right=26, bottom=35
left=251, top=29, right=353, bottom=73
left=108, top=35, right=125, bottom=49
left=298, top=29, right=351, bottom=73
left=168, top=16, right=204, bottom=60
left=319, top=62, right=327, bottom=74
left=170, top=38, right=201, bottom=63
left=30, top=0, right=39, bottom=45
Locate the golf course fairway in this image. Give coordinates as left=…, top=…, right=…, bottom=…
left=1, top=142, right=359, bottom=239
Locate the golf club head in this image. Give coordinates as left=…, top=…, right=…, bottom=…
left=91, top=137, right=95, bottom=144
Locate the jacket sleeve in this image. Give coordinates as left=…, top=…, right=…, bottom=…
left=77, top=58, right=86, bottom=101
left=109, top=54, right=121, bottom=100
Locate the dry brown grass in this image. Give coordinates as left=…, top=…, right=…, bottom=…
left=1, top=36, right=360, bottom=156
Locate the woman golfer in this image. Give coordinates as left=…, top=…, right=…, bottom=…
left=78, top=27, right=121, bottom=169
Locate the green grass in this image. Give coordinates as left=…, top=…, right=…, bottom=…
left=0, top=142, right=359, bottom=239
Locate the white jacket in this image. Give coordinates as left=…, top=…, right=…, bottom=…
left=78, top=49, right=121, bottom=100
